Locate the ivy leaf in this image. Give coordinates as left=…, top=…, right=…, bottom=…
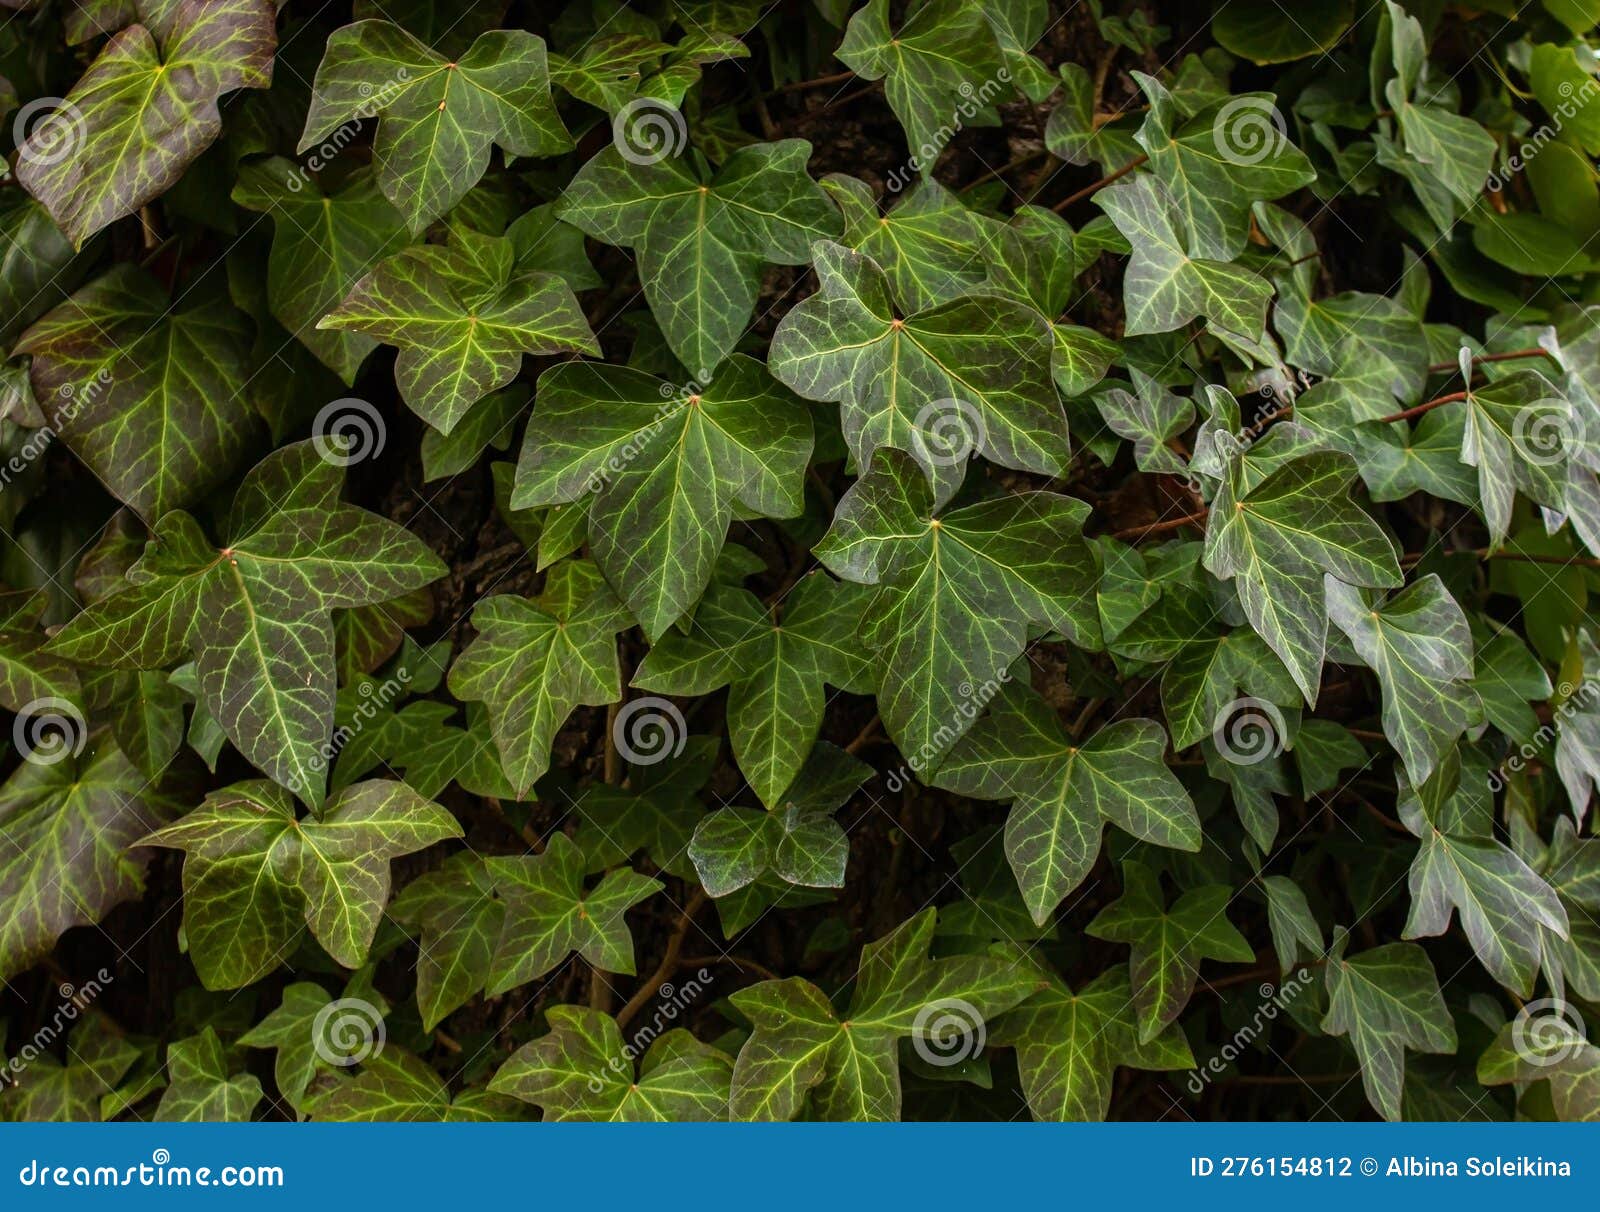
left=1203, top=446, right=1402, bottom=703
left=1111, top=570, right=1299, bottom=750
left=933, top=680, right=1200, bottom=924
left=48, top=443, right=447, bottom=804
left=307, top=1047, right=516, bottom=1122
left=154, top=1028, right=263, bottom=1122
left=14, top=0, right=276, bottom=245
left=1451, top=369, right=1573, bottom=548
left=390, top=853, right=505, bottom=1030
left=1263, top=875, right=1324, bottom=976
left=1094, top=371, right=1195, bottom=475
left=822, top=174, right=996, bottom=312
left=1132, top=72, right=1315, bottom=261
left=238, top=983, right=341, bottom=1113
left=301, top=20, right=570, bottom=234
left=557, top=139, right=839, bottom=376
left=1325, top=574, right=1480, bottom=786
left=633, top=574, right=873, bottom=807
left=141, top=778, right=461, bottom=988
left=836, top=0, right=1003, bottom=166
left=447, top=561, right=630, bottom=796
left=0, top=741, right=167, bottom=981
left=483, top=834, right=660, bottom=996
left=0, top=591, right=81, bottom=712
left=815, top=449, right=1101, bottom=768
left=1320, top=927, right=1457, bottom=1121
left=1096, top=173, right=1272, bottom=343
left=687, top=801, right=850, bottom=896
left=231, top=158, right=410, bottom=383
left=1379, top=1, right=1495, bottom=228
left=1087, top=862, right=1253, bottom=1043
left=489, top=1005, right=732, bottom=1121
left=0, top=1018, right=138, bottom=1122
left=320, top=228, right=598, bottom=434
left=15, top=265, right=260, bottom=519
left=771, top=240, right=1067, bottom=508
left=993, top=963, right=1193, bottom=1121
left=512, top=357, right=812, bottom=640
left=729, top=909, right=1043, bottom=1120
left=1399, top=749, right=1568, bottom=996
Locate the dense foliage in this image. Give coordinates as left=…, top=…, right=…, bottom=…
left=1, top=0, right=1599, bottom=1123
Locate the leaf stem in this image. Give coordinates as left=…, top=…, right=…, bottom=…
left=1110, top=508, right=1208, bottom=541
left=617, top=889, right=708, bottom=1029
left=1375, top=390, right=1468, bottom=424
left=1052, top=154, right=1149, bottom=213
left=1426, top=347, right=1553, bottom=373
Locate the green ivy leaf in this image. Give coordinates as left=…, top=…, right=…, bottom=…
left=633, top=575, right=873, bottom=807
left=836, top=0, right=1003, bottom=167
left=231, top=158, right=410, bottom=383
left=301, top=20, right=570, bottom=234
left=1133, top=72, right=1316, bottom=261
left=483, top=834, right=660, bottom=996
left=728, top=909, right=1043, bottom=1120
left=0, top=741, right=167, bottom=981
left=1096, top=173, right=1272, bottom=343
left=320, top=228, right=598, bottom=433
left=48, top=443, right=447, bottom=803
left=447, top=562, right=629, bottom=796
left=933, top=680, right=1200, bottom=925
left=15, top=0, right=276, bottom=245
left=154, top=1028, right=263, bottom=1122
left=993, top=963, right=1193, bottom=1120
left=815, top=449, right=1100, bottom=768
left=142, top=778, right=461, bottom=988
left=557, top=139, right=838, bottom=376
left=512, top=357, right=812, bottom=640
left=1087, top=862, right=1253, bottom=1043
left=1320, top=927, right=1457, bottom=1121
left=1325, top=574, right=1480, bottom=786
left=390, top=853, right=505, bottom=1030
left=771, top=240, right=1067, bottom=508
left=15, top=265, right=260, bottom=518
left=1203, top=446, right=1402, bottom=703
left=489, top=1005, right=733, bottom=1121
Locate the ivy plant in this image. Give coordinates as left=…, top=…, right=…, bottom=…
left=2, top=0, right=1599, bottom=1125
